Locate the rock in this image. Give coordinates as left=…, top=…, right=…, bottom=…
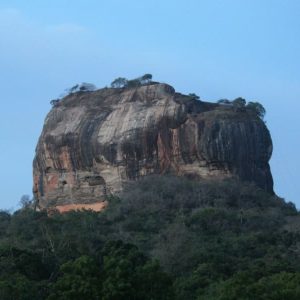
left=33, top=82, right=273, bottom=210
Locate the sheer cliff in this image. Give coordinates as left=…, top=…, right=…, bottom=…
left=33, top=82, right=273, bottom=209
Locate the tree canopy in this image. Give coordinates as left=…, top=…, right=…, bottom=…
left=110, top=74, right=153, bottom=88
left=0, top=176, right=299, bottom=299
left=110, top=77, right=128, bottom=88
left=246, top=101, right=266, bottom=119
left=217, top=97, right=266, bottom=119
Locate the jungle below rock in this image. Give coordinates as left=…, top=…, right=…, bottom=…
left=1, top=176, right=300, bottom=299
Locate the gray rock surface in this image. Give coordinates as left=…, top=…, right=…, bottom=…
left=33, top=83, right=273, bottom=209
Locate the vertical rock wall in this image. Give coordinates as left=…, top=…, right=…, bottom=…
left=33, top=83, right=273, bottom=210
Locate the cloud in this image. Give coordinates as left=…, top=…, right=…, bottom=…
left=0, top=8, right=99, bottom=73
left=0, top=8, right=90, bottom=51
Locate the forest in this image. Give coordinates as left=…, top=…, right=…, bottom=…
left=1, top=175, right=300, bottom=299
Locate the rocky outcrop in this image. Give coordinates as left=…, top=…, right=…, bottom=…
left=33, top=83, right=273, bottom=210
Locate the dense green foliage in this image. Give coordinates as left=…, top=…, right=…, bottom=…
left=1, top=176, right=300, bottom=299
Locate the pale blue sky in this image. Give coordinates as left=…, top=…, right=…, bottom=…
left=0, top=0, right=299, bottom=210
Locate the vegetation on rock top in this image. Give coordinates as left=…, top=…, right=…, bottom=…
left=50, top=75, right=266, bottom=121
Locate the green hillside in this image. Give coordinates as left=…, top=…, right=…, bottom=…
left=1, top=176, right=300, bottom=299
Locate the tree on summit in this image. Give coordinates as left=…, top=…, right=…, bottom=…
left=111, top=77, right=128, bottom=88
left=188, top=93, right=200, bottom=100
left=110, top=74, right=153, bottom=88
left=140, top=73, right=152, bottom=84
left=232, top=97, right=246, bottom=108
left=67, top=83, right=96, bottom=93
left=246, top=101, right=266, bottom=119
left=217, top=97, right=266, bottom=120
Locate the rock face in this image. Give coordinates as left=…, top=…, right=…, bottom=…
left=33, top=83, right=273, bottom=209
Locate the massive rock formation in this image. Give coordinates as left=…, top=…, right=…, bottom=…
left=33, top=82, right=273, bottom=210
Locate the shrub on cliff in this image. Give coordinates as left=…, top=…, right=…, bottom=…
left=246, top=101, right=266, bottom=119
left=140, top=73, right=152, bottom=84
left=110, top=74, right=153, bottom=89
left=50, top=82, right=97, bottom=106
left=217, top=98, right=266, bottom=119
left=232, top=97, right=246, bottom=109
left=218, top=99, right=231, bottom=105
left=110, top=77, right=128, bottom=88
left=126, top=79, right=141, bottom=88
left=67, top=82, right=96, bottom=93
left=50, top=99, right=60, bottom=107
left=188, top=93, right=200, bottom=100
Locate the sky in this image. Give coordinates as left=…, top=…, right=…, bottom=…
left=0, top=0, right=299, bottom=210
